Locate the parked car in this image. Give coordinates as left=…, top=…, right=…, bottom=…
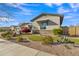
left=20, top=27, right=31, bottom=33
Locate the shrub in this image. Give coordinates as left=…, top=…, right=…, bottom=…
left=1, top=33, right=7, bottom=38
left=6, top=35, right=12, bottom=40
left=42, top=36, right=54, bottom=45
left=16, top=36, right=23, bottom=42
left=57, top=39, right=62, bottom=43
left=53, top=28, right=63, bottom=36
left=63, top=38, right=69, bottom=43
left=63, top=38, right=74, bottom=43
left=1, top=31, right=12, bottom=38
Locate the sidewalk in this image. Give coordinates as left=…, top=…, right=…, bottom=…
left=0, top=39, right=53, bottom=56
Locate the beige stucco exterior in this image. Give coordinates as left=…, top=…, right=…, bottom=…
left=32, top=14, right=61, bottom=30
left=21, top=25, right=29, bottom=28
left=10, top=26, right=16, bottom=31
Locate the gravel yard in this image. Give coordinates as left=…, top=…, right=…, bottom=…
left=9, top=38, right=79, bottom=56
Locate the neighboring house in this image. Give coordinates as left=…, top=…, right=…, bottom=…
left=19, top=23, right=30, bottom=28
left=31, top=13, right=64, bottom=35
left=10, top=25, right=21, bottom=35
left=0, top=27, right=10, bottom=31
left=10, top=25, right=18, bottom=31
left=19, top=23, right=32, bottom=33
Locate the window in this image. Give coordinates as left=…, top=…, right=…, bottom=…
left=40, top=21, right=48, bottom=29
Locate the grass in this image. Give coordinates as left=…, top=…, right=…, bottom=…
left=17, top=34, right=63, bottom=42
left=71, top=39, right=79, bottom=44
left=21, top=34, right=44, bottom=41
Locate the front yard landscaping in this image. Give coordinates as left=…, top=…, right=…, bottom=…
left=1, top=30, right=79, bottom=55
left=0, top=31, right=76, bottom=45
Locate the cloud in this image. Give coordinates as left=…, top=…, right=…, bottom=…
left=0, top=10, right=12, bottom=17
left=57, top=7, right=70, bottom=14
left=57, top=3, right=79, bottom=14
left=69, top=3, right=79, bottom=8
left=53, top=3, right=63, bottom=6
left=69, top=3, right=79, bottom=12
left=6, top=3, right=32, bottom=12
left=64, top=12, right=79, bottom=19
left=25, top=3, right=41, bottom=6
left=64, top=16, right=73, bottom=19
left=44, top=3, right=63, bottom=7
left=0, top=17, right=15, bottom=22
left=5, top=3, right=34, bottom=16
left=44, top=3, right=53, bottom=7
left=64, top=13, right=79, bottom=25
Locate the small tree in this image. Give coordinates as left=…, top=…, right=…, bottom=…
left=53, top=28, right=63, bottom=36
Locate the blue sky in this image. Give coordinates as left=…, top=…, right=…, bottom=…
left=0, top=3, right=79, bottom=27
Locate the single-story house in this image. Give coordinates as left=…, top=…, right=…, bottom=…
left=10, top=25, right=18, bottom=31
left=19, top=23, right=30, bottom=28
left=31, top=13, right=64, bottom=34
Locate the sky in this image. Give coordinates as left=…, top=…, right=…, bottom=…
left=0, top=3, right=79, bottom=27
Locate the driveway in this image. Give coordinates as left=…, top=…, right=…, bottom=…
left=0, top=39, right=53, bottom=56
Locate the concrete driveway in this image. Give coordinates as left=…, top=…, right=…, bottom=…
left=0, top=39, right=53, bottom=56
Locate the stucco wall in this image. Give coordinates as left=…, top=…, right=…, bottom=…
left=46, top=25, right=60, bottom=30
left=32, top=15, right=60, bottom=30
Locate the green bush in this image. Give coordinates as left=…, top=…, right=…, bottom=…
left=63, top=38, right=74, bottom=43
left=1, top=31, right=13, bottom=40
left=53, top=28, right=63, bottom=36
left=1, top=34, right=12, bottom=40
left=63, top=38, right=69, bottom=43
left=42, top=36, right=54, bottom=45
left=16, top=36, right=23, bottom=42
left=6, top=35, right=12, bottom=40
left=1, top=33, right=7, bottom=38
left=57, top=39, right=63, bottom=43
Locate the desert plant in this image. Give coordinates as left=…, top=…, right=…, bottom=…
left=63, top=38, right=72, bottom=43
left=1, top=33, right=7, bottom=38
left=42, top=36, right=54, bottom=45
left=1, top=31, right=12, bottom=38
left=63, top=38, right=69, bottom=43
left=6, top=35, right=12, bottom=40
left=16, top=36, right=23, bottom=42
left=53, top=28, right=63, bottom=36
left=57, top=39, right=63, bottom=43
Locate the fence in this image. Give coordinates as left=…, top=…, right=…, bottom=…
left=68, top=26, right=79, bottom=36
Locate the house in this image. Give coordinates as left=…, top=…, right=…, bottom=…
left=31, top=13, right=64, bottom=35
left=10, top=25, right=21, bottom=35
left=0, top=27, right=10, bottom=31
left=19, top=23, right=32, bottom=32
left=19, top=23, right=30, bottom=28
left=10, top=25, right=18, bottom=31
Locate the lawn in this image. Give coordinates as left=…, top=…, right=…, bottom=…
left=21, top=34, right=44, bottom=41
left=21, top=34, right=61, bottom=43
left=71, top=39, right=79, bottom=44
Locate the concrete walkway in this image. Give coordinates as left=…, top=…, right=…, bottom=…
left=0, top=39, right=53, bottom=56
